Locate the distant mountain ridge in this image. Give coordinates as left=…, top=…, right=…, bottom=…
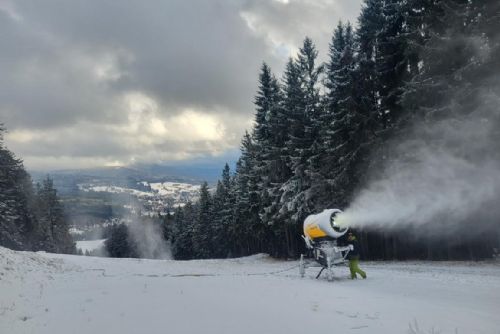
left=30, top=162, right=230, bottom=185
left=28, top=162, right=235, bottom=198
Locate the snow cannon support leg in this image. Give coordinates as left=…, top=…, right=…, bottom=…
left=314, top=257, right=334, bottom=281
left=326, top=257, right=334, bottom=281
left=299, top=254, right=305, bottom=278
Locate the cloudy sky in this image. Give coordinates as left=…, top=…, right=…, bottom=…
left=0, top=0, right=362, bottom=171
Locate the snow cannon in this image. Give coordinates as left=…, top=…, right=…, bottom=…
left=300, top=209, right=352, bottom=281
left=303, top=209, right=348, bottom=242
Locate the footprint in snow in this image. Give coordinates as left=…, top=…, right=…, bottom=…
left=350, top=325, right=369, bottom=330
left=364, top=312, right=379, bottom=320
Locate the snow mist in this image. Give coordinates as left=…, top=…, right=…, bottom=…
left=333, top=20, right=500, bottom=237
left=128, top=215, right=171, bottom=259
left=340, top=113, right=500, bottom=235
left=118, top=200, right=171, bottom=259
left=339, top=74, right=500, bottom=236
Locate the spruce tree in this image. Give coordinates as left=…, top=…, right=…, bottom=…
left=211, top=163, right=234, bottom=257
left=232, top=133, right=267, bottom=255
left=105, top=224, right=138, bottom=258
left=272, top=38, right=323, bottom=256
left=252, top=63, right=288, bottom=234
left=313, top=22, right=359, bottom=209
left=264, top=58, right=300, bottom=229
left=376, top=0, right=408, bottom=130
left=191, top=182, right=213, bottom=258
left=232, top=158, right=251, bottom=256
left=34, top=177, right=75, bottom=254
left=281, top=38, right=322, bottom=224
left=0, top=126, right=34, bottom=250
left=171, top=203, right=195, bottom=260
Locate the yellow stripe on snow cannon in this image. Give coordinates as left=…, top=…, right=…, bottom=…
left=304, top=224, right=328, bottom=238
left=303, top=209, right=348, bottom=241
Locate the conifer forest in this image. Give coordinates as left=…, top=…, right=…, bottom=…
left=1, top=0, right=499, bottom=261
left=168, top=0, right=500, bottom=260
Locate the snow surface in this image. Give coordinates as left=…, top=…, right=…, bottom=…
left=77, top=182, right=200, bottom=214
left=68, top=227, right=84, bottom=235
left=75, top=239, right=106, bottom=253
left=79, top=185, right=152, bottom=198
left=149, top=182, right=201, bottom=197
left=78, top=182, right=200, bottom=203
left=1, top=247, right=499, bottom=334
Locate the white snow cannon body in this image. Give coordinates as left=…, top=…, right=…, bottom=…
left=299, top=209, right=352, bottom=281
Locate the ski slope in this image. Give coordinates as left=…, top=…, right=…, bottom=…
left=1, top=247, right=499, bottom=334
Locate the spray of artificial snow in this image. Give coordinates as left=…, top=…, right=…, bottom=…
left=128, top=215, right=172, bottom=259
left=338, top=92, right=500, bottom=236
left=115, top=200, right=171, bottom=259
left=331, top=24, right=500, bottom=237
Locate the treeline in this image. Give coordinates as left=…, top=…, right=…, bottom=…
left=170, top=0, right=500, bottom=260
left=0, top=126, right=74, bottom=253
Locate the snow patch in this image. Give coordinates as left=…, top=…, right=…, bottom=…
left=75, top=239, right=106, bottom=253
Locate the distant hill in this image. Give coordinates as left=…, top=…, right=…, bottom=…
left=29, top=160, right=236, bottom=196
left=28, top=162, right=232, bottom=227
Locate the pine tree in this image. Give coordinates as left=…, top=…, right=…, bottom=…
left=162, top=208, right=174, bottom=242
left=211, top=164, right=234, bottom=257
left=400, top=0, right=446, bottom=79
left=0, top=126, right=34, bottom=250
left=171, top=203, right=195, bottom=260
left=311, top=22, right=359, bottom=209
left=375, top=0, right=408, bottom=130
left=272, top=38, right=324, bottom=257
left=282, top=38, right=322, bottom=222
left=231, top=158, right=251, bottom=256
left=231, top=132, right=269, bottom=255
left=266, top=58, right=301, bottom=227
left=252, top=63, right=289, bottom=235
left=401, top=0, right=495, bottom=123
left=34, top=177, right=75, bottom=254
left=105, top=224, right=138, bottom=258
left=355, top=0, right=383, bottom=127
left=191, top=182, right=213, bottom=258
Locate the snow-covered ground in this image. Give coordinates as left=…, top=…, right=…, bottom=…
left=77, top=181, right=201, bottom=215
left=75, top=239, right=106, bottom=253
left=149, top=181, right=200, bottom=198
left=1, top=247, right=499, bottom=334
left=79, top=185, right=153, bottom=198
left=78, top=182, right=200, bottom=204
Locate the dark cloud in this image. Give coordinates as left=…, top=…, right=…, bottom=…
left=0, top=0, right=362, bottom=169
left=241, top=0, right=362, bottom=61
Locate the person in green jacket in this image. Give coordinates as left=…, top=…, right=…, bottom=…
left=347, top=232, right=367, bottom=279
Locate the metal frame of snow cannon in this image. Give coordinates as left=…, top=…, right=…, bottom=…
left=299, top=209, right=351, bottom=281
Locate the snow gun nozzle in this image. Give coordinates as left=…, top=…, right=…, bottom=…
left=333, top=214, right=349, bottom=229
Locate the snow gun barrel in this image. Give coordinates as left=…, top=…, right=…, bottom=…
left=303, top=209, right=349, bottom=241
